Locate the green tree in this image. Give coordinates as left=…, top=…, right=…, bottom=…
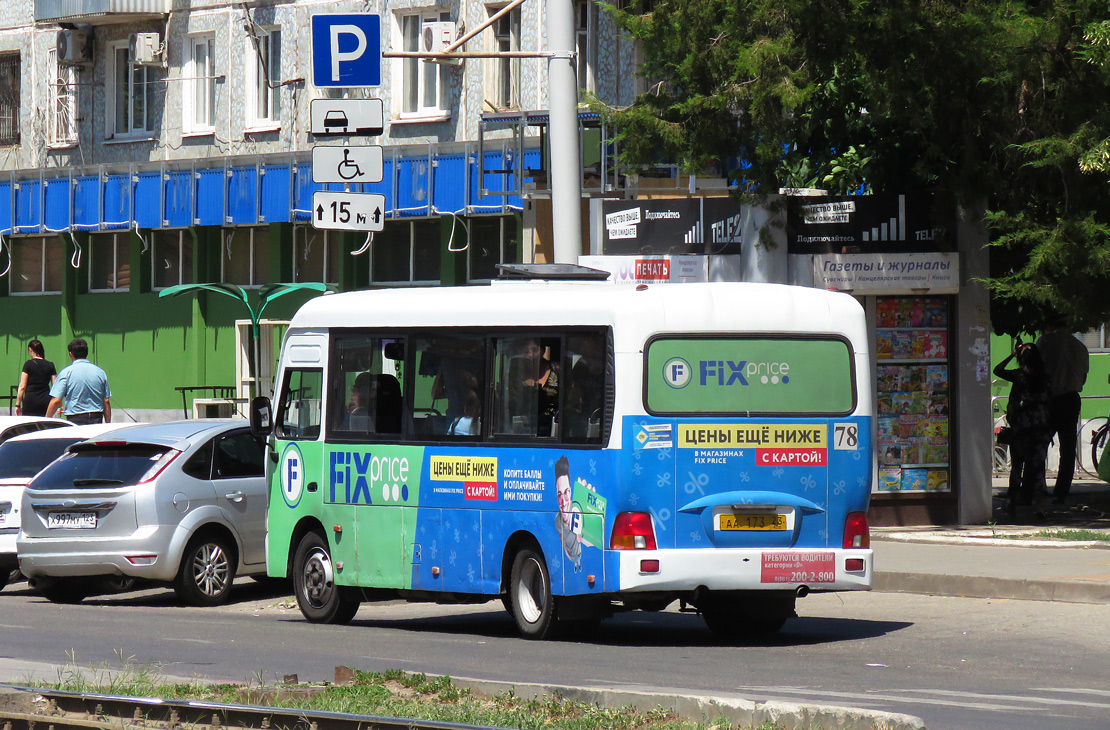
left=595, top=1, right=1110, bottom=335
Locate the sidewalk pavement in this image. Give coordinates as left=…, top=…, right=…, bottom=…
left=872, top=475, right=1110, bottom=604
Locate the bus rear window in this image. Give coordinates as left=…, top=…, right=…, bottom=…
left=645, top=336, right=855, bottom=415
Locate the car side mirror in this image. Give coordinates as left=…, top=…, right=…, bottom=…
left=250, top=396, right=273, bottom=437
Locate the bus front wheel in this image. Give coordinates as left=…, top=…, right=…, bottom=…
left=293, top=531, right=361, bottom=624
left=509, top=548, right=557, bottom=639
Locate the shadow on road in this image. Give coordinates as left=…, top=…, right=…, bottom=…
left=321, top=607, right=912, bottom=648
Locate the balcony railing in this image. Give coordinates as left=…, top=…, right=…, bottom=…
left=35, top=0, right=169, bottom=24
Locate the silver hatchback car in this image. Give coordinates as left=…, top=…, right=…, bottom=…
left=18, top=420, right=268, bottom=605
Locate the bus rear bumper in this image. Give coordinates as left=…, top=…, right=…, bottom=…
left=616, top=547, right=873, bottom=592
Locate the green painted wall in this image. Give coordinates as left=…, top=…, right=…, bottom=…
left=990, top=333, right=1110, bottom=421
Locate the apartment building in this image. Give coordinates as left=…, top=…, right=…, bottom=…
left=0, top=0, right=639, bottom=420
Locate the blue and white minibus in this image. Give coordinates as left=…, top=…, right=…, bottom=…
left=252, top=269, right=874, bottom=640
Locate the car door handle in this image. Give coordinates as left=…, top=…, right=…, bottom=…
left=224, top=491, right=245, bottom=503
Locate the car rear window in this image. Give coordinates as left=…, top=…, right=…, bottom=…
left=30, top=445, right=173, bottom=490
left=0, top=438, right=83, bottom=480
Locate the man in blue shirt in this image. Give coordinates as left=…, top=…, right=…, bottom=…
left=46, top=338, right=112, bottom=424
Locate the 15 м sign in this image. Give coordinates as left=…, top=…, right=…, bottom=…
left=312, top=191, right=386, bottom=232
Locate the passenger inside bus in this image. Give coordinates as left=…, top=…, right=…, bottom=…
left=340, top=372, right=402, bottom=434
left=447, top=389, right=481, bottom=436
left=506, top=338, right=559, bottom=436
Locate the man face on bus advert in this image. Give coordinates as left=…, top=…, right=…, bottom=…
left=557, top=472, right=572, bottom=525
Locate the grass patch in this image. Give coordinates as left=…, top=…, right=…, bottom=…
left=1034, top=529, right=1110, bottom=542
left=33, top=659, right=782, bottom=730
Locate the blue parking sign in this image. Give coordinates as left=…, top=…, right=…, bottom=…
left=311, top=14, right=381, bottom=88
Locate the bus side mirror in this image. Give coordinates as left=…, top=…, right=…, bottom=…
left=250, top=396, right=273, bottom=437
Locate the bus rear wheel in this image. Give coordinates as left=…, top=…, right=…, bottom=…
left=509, top=547, right=558, bottom=639
left=294, top=531, right=360, bottom=624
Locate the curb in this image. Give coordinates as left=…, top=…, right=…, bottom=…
left=874, top=571, right=1110, bottom=604
left=450, top=677, right=926, bottom=730
left=873, top=532, right=1110, bottom=549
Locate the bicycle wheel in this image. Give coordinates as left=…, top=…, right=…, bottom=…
left=1077, top=417, right=1108, bottom=479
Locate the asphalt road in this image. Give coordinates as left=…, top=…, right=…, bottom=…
left=1, top=578, right=1108, bottom=730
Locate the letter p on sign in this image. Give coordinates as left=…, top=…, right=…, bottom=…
left=312, top=14, right=381, bottom=88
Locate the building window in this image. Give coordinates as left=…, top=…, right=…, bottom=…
left=468, top=215, right=519, bottom=281
left=398, top=11, right=450, bottom=117
left=47, top=49, right=78, bottom=147
left=88, top=232, right=130, bottom=292
left=108, top=42, right=152, bottom=137
left=0, top=53, right=20, bottom=146
left=370, top=219, right=441, bottom=284
left=185, top=34, right=216, bottom=133
left=1077, top=327, right=1110, bottom=353
left=222, top=227, right=270, bottom=287
left=10, top=237, right=62, bottom=295
left=247, top=27, right=281, bottom=127
left=152, top=230, right=194, bottom=289
left=488, top=6, right=520, bottom=111
left=574, top=0, right=597, bottom=100
left=294, top=227, right=339, bottom=285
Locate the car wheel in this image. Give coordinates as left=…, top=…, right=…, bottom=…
left=33, top=577, right=90, bottom=604
left=293, top=531, right=360, bottom=624
left=509, top=547, right=558, bottom=639
left=174, top=533, right=235, bottom=606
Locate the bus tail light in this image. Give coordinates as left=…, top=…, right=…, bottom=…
left=843, top=511, right=870, bottom=549
left=610, top=512, right=657, bottom=550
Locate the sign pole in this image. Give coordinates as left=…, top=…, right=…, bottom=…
left=547, top=0, right=583, bottom=264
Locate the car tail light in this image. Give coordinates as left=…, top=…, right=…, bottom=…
left=610, top=512, right=657, bottom=550
left=126, top=555, right=157, bottom=566
left=137, top=450, right=181, bottom=484
left=843, top=511, right=870, bottom=549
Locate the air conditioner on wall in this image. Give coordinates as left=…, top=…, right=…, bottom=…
left=421, top=21, right=456, bottom=53
left=56, top=28, right=93, bottom=66
left=129, top=32, right=162, bottom=65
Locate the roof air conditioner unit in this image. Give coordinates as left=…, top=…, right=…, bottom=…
left=129, top=32, right=162, bottom=65
left=56, top=29, right=93, bottom=66
left=421, top=21, right=456, bottom=54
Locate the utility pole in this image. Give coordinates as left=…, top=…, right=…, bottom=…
left=546, top=0, right=583, bottom=264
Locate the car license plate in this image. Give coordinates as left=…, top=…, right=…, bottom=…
left=47, top=512, right=96, bottom=529
left=719, top=513, right=786, bottom=531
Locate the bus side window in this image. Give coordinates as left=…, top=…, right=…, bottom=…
left=495, top=337, right=559, bottom=438
left=276, top=369, right=323, bottom=440
left=330, top=335, right=406, bottom=439
left=565, top=333, right=605, bottom=442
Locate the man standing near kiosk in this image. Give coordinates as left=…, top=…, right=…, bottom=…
left=1038, top=318, right=1089, bottom=504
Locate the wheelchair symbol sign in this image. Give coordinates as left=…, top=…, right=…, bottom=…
left=311, top=145, right=384, bottom=184
left=311, top=14, right=381, bottom=88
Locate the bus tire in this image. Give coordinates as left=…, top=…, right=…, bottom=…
left=294, top=531, right=360, bottom=624
left=509, top=547, right=557, bottom=639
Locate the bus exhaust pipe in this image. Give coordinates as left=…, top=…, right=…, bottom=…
left=796, top=585, right=810, bottom=598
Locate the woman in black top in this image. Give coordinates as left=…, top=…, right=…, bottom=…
left=993, top=342, right=1051, bottom=515
left=16, top=339, right=57, bottom=417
